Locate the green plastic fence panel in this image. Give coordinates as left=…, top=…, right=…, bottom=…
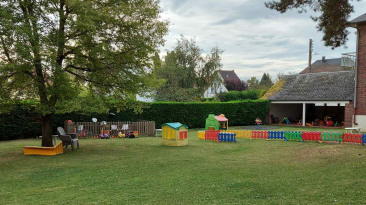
left=284, top=131, right=303, bottom=141
left=321, top=132, right=343, bottom=143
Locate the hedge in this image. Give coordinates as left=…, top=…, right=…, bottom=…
left=218, top=89, right=267, bottom=102
left=0, top=100, right=270, bottom=141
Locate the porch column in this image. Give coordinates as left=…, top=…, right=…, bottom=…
left=302, top=103, right=306, bottom=126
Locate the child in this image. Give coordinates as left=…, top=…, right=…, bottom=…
left=255, top=118, right=262, bottom=128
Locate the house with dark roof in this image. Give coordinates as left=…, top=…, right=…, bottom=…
left=299, top=56, right=354, bottom=74
left=203, top=70, right=241, bottom=98
left=264, top=13, right=366, bottom=131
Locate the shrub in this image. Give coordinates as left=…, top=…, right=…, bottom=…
left=218, top=89, right=264, bottom=102
left=0, top=100, right=270, bottom=140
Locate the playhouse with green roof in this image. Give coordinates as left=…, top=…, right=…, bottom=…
left=162, top=122, right=188, bottom=146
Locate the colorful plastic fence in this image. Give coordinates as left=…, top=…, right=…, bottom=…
left=218, top=132, right=236, bottom=143
left=268, top=131, right=284, bottom=140
left=252, top=131, right=269, bottom=139
left=302, top=132, right=322, bottom=141
left=284, top=131, right=303, bottom=141
left=198, top=131, right=205, bottom=140
left=205, top=130, right=220, bottom=142
left=198, top=130, right=366, bottom=146
left=321, top=132, right=343, bottom=143
left=223, top=130, right=252, bottom=139
left=342, top=133, right=363, bottom=143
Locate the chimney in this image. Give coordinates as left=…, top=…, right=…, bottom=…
left=322, top=56, right=326, bottom=62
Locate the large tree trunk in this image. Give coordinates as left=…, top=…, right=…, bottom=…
left=41, top=114, right=53, bottom=147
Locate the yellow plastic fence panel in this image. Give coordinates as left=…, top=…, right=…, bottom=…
left=221, top=130, right=252, bottom=139
left=197, top=131, right=205, bottom=140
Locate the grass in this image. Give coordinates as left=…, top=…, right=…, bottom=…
left=1, top=127, right=366, bottom=204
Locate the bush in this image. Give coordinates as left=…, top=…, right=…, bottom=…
left=0, top=100, right=270, bottom=140
left=218, top=89, right=264, bottom=102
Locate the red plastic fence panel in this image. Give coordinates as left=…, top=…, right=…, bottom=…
left=342, top=133, right=363, bottom=143
left=302, top=132, right=322, bottom=141
left=205, top=130, right=220, bottom=142
left=251, top=131, right=269, bottom=139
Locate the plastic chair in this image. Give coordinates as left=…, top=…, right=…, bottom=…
left=57, top=127, right=79, bottom=151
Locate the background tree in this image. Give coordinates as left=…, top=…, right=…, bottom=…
left=265, top=0, right=359, bottom=48
left=259, top=73, right=274, bottom=90
left=0, top=0, right=168, bottom=146
left=247, top=77, right=260, bottom=90
left=224, top=79, right=248, bottom=91
left=155, top=36, right=223, bottom=101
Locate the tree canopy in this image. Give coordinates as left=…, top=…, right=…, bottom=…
left=247, top=73, right=274, bottom=90
left=265, top=0, right=359, bottom=48
left=155, top=36, right=223, bottom=101
left=0, top=0, right=168, bottom=146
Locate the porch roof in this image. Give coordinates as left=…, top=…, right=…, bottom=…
left=268, top=71, right=354, bottom=101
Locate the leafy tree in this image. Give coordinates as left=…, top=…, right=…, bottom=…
left=247, top=77, right=260, bottom=90
left=224, top=79, right=248, bottom=91
left=0, top=0, right=168, bottom=146
left=265, top=0, right=359, bottom=48
left=259, top=73, right=274, bottom=90
left=155, top=36, right=223, bottom=101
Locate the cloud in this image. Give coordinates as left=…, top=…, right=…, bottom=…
left=159, top=0, right=366, bottom=80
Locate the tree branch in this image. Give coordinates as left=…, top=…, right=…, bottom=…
left=0, top=37, right=13, bottom=63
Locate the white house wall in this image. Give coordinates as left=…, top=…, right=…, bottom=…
left=203, top=83, right=228, bottom=98
left=355, top=115, right=366, bottom=132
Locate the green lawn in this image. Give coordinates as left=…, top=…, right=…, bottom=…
left=1, top=128, right=366, bottom=204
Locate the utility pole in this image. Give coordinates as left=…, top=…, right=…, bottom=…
left=308, top=39, right=313, bottom=73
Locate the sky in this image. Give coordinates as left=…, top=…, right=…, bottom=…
left=158, top=0, right=366, bottom=81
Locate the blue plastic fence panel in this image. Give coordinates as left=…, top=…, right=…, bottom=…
left=363, top=134, right=366, bottom=146
left=218, top=133, right=236, bottom=143
left=268, top=131, right=284, bottom=140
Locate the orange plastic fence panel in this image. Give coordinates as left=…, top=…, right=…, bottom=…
left=343, top=133, right=363, bottom=143
left=205, top=130, right=220, bottom=142
left=252, top=131, right=268, bottom=139
left=302, top=132, right=321, bottom=141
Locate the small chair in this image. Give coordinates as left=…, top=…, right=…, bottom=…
left=57, top=127, right=79, bottom=151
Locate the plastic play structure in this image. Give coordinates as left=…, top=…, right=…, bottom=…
left=280, top=117, right=290, bottom=125
left=162, top=122, right=188, bottom=146
left=203, top=114, right=236, bottom=143
left=205, top=114, right=228, bottom=131
left=255, top=118, right=262, bottom=128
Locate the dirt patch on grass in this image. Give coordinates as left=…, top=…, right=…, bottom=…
left=0, top=151, right=22, bottom=162
left=298, top=146, right=342, bottom=161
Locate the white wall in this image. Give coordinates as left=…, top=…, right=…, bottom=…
left=203, top=82, right=228, bottom=98
left=355, top=115, right=366, bottom=132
